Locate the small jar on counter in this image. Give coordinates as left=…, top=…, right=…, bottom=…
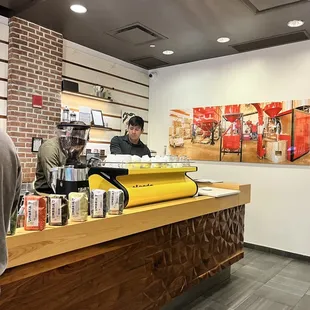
left=62, top=106, right=70, bottom=122
left=70, top=111, right=76, bottom=122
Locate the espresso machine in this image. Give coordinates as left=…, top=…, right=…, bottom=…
left=54, top=122, right=90, bottom=197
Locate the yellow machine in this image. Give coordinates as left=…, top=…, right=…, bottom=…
left=88, top=166, right=198, bottom=208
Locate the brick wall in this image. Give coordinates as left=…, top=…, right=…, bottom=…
left=7, top=17, right=63, bottom=182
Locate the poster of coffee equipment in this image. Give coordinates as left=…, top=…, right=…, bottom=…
left=169, top=99, right=310, bottom=165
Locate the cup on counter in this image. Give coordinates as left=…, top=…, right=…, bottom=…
left=171, top=155, right=179, bottom=168
left=151, top=156, right=161, bottom=168
left=118, top=154, right=131, bottom=168
left=105, top=154, right=116, bottom=168
left=115, top=154, right=125, bottom=168
left=130, top=155, right=141, bottom=169
left=141, top=155, right=151, bottom=168
left=180, top=155, right=190, bottom=167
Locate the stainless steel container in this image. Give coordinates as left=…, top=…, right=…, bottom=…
left=49, top=167, right=59, bottom=193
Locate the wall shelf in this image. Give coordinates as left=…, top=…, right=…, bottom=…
left=91, top=126, right=121, bottom=132
left=62, top=90, right=148, bottom=112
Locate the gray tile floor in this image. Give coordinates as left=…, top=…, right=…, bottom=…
left=188, top=248, right=310, bottom=310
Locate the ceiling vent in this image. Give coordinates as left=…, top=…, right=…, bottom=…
left=240, top=0, right=305, bottom=13
left=130, top=57, right=168, bottom=69
left=108, top=22, right=167, bottom=46
left=232, top=31, right=309, bottom=53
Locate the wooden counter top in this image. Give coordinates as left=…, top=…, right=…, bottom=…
left=7, top=183, right=250, bottom=269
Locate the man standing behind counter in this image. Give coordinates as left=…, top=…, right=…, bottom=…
left=110, top=116, right=151, bottom=157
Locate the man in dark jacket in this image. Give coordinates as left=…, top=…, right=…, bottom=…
left=110, top=116, right=151, bottom=157
left=0, top=131, right=21, bottom=276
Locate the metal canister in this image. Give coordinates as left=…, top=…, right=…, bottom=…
left=57, top=167, right=64, bottom=181
left=77, top=168, right=88, bottom=181
left=64, top=167, right=77, bottom=181
left=49, top=167, right=59, bottom=193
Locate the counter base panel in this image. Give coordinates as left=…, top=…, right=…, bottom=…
left=163, top=267, right=231, bottom=310
left=0, top=205, right=245, bottom=310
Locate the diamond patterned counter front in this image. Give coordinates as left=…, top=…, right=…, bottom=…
left=0, top=205, right=245, bottom=310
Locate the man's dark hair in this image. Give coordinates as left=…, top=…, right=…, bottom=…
left=128, top=116, right=144, bottom=130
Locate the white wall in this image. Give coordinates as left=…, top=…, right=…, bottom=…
left=148, top=40, right=310, bottom=256
left=62, top=40, right=149, bottom=154
left=0, top=16, right=8, bottom=131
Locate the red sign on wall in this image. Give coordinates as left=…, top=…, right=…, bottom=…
left=32, top=95, right=43, bottom=108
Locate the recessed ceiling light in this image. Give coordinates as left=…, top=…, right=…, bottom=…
left=217, top=37, right=230, bottom=43
left=70, top=4, right=87, bottom=13
left=287, top=20, right=304, bottom=28
left=150, top=44, right=156, bottom=48
left=163, top=50, right=174, bottom=55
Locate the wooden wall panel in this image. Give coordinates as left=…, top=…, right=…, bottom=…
left=0, top=62, right=7, bottom=79
left=0, top=22, right=8, bottom=42
left=0, top=42, right=8, bottom=60
left=62, top=92, right=148, bottom=119
left=62, top=41, right=149, bottom=147
left=89, top=128, right=148, bottom=145
left=94, top=115, right=121, bottom=129
left=64, top=78, right=149, bottom=111
left=86, top=142, right=110, bottom=153
left=63, top=41, right=149, bottom=85
left=0, top=118, right=6, bottom=131
left=61, top=40, right=149, bottom=151
left=0, top=98, right=7, bottom=115
left=0, top=18, right=8, bottom=132
left=0, top=80, right=7, bottom=97
left=63, top=62, right=149, bottom=98
left=90, top=128, right=117, bottom=142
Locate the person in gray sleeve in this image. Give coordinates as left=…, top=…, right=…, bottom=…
left=0, top=131, right=21, bottom=277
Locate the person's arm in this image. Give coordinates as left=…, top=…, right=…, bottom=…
left=110, top=136, right=123, bottom=154
left=0, top=134, right=21, bottom=277
left=39, top=143, right=61, bottom=186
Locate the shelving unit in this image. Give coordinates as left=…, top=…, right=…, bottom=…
left=61, top=90, right=149, bottom=146
left=62, top=90, right=148, bottom=112
left=91, top=126, right=120, bottom=132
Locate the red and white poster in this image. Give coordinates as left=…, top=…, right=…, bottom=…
left=169, top=100, right=310, bottom=165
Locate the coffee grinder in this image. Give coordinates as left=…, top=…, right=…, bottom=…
left=55, top=122, right=90, bottom=196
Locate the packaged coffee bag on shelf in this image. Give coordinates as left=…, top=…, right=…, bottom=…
left=24, top=196, right=47, bottom=231
left=90, top=189, right=107, bottom=218
left=48, top=195, right=69, bottom=226
left=107, top=189, right=124, bottom=215
left=69, top=192, right=88, bottom=222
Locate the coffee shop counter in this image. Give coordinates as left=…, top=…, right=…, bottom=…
left=0, top=183, right=250, bottom=310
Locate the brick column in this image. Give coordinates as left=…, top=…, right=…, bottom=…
left=7, top=17, right=63, bottom=182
